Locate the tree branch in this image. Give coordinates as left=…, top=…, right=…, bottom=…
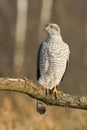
left=0, top=78, right=87, bottom=110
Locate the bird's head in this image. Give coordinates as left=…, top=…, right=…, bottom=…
left=44, top=23, right=61, bottom=36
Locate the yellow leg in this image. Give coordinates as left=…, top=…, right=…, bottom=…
left=44, top=86, right=61, bottom=98
left=44, top=86, right=53, bottom=95
left=53, top=86, right=58, bottom=98
left=44, top=86, right=50, bottom=95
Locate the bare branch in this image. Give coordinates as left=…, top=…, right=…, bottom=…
left=0, top=78, right=87, bottom=110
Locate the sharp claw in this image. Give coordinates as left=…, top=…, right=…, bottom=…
left=52, top=86, right=61, bottom=98
left=44, top=86, right=50, bottom=95
left=49, top=89, right=53, bottom=95
left=44, top=86, right=61, bottom=98
left=54, top=91, right=58, bottom=98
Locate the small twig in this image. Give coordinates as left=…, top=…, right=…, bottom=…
left=0, top=78, right=87, bottom=110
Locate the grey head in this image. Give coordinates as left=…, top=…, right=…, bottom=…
left=44, top=23, right=61, bottom=36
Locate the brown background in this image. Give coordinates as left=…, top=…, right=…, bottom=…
left=0, top=0, right=87, bottom=130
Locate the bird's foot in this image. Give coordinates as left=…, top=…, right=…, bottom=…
left=44, top=86, right=53, bottom=96
left=52, top=86, right=61, bottom=98
left=44, top=86, right=61, bottom=98
left=44, top=86, right=50, bottom=95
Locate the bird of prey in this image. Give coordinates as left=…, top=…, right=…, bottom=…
left=36, top=23, right=70, bottom=114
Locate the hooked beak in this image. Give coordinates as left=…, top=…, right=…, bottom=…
left=44, top=24, right=49, bottom=31
left=44, top=26, right=48, bottom=31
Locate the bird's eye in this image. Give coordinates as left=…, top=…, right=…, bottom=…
left=50, top=25, right=53, bottom=28
left=50, top=25, right=58, bottom=31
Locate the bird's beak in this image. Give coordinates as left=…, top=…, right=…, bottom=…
left=44, top=24, right=49, bottom=31
left=44, top=27, right=47, bottom=31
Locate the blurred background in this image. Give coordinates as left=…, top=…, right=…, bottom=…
left=0, top=0, right=87, bottom=129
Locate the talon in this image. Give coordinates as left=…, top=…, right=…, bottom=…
left=55, top=91, right=58, bottom=98
left=44, top=85, right=61, bottom=98
left=53, top=86, right=61, bottom=98
left=44, top=86, right=50, bottom=95
left=49, top=89, right=53, bottom=95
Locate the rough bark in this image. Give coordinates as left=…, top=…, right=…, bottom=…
left=0, top=78, right=87, bottom=110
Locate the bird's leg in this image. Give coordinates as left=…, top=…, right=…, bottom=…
left=44, top=86, right=53, bottom=95
left=44, top=86, right=50, bottom=95
left=49, top=88, right=54, bottom=95
left=44, top=86, right=60, bottom=98
left=52, top=86, right=58, bottom=98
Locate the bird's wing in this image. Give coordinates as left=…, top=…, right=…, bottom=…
left=59, top=52, right=70, bottom=84
left=37, top=43, right=42, bottom=80
left=37, top=43, right=49, bottom=80
left=56, top=59, right=69, bottom=88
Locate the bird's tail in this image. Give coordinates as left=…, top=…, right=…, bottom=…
left=36, top=100, right=47, bottom=114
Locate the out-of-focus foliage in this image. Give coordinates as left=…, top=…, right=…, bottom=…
left=0, top=0, right=87, bottom=130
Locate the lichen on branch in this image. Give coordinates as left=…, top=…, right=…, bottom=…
left=0, top=78, right=87, bottom=110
